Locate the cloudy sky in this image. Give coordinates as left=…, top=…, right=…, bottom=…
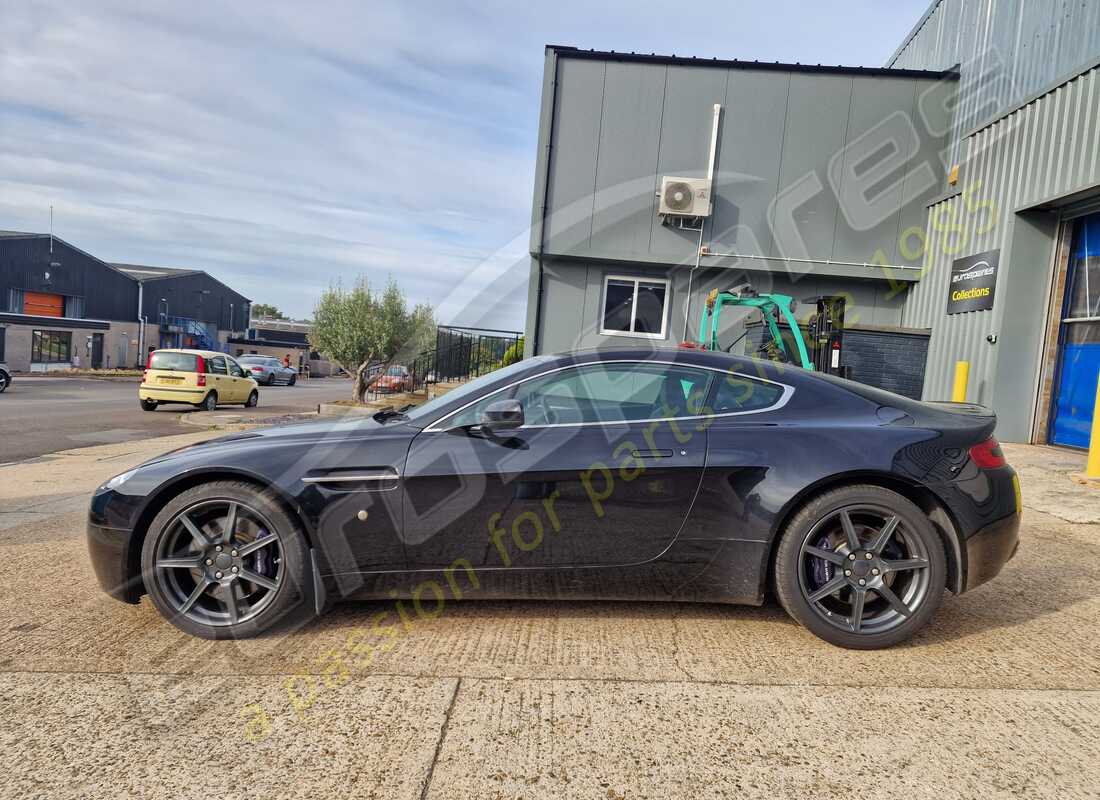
left=1, top=1, right=928, bottom=328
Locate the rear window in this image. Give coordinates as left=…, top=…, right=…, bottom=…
left=149, top=352, right=199, bottom=373
left=710, top=373, right=785, bottom=413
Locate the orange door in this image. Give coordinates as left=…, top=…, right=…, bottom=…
left=24, top=292, right=64, bottom=317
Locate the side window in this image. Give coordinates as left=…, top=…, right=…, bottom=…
left=515, top=363, right=712, bottom=425
left=208, top=356, right=228, bottom=375
left=440, top=364, right=711, bottom=429
left=710, top=373, right=785, bottom=413
left=227, top=358, right=245, bottom=378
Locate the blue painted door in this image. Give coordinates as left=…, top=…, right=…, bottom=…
left=1051, top=213, right=1100, bottom=448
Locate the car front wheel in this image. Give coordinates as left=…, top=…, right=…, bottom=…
left=774, top=484, right=946, bottom=649
left=245, top=390, right=258, bottom=408
left=140, top=481, right=312, bottom=639
left=140, top=398, right=158, bottom=411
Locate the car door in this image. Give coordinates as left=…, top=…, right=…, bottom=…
left=400, top=361, right=713, bottom=570
left=226, top=357, right=250, bottom=399
left=206, top=355, right=234, bottom=400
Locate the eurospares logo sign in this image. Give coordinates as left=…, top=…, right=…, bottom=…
left=946, top=249, right=999, bottom=314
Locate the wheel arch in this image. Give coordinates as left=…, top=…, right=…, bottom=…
left=124, top=468, right=317, bottom=599
left=764, top=471, right=965, bottom=598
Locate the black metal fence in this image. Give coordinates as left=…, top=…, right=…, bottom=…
left=360, top=325, right=522, bottom=404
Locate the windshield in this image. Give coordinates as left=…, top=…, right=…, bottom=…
left=387, top=366, right=406, bottom=375
left=402, top=356, right=555, bottom=426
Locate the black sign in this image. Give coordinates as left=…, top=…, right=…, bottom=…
left=946, top=249, right=999, bottom=314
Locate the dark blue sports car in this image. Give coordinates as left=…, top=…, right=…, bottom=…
left=88, top=348, right=1020, bottom=648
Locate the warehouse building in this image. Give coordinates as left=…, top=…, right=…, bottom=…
left=0, top=232, right=250, bottom=371
left=228, top=317, right=338, bottom=377
left=524, top=0, right=1100, bottom=445
left=113, top=263, right=250, bottom=352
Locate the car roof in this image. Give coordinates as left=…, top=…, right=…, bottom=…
left=554, top=346, right=777, bottom=372
left=549, top=346, right=933, bottom=410
left=153, top=348, right=233, bottom=359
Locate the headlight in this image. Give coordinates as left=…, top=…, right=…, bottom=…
left=102, top=468, right=139, bottom=491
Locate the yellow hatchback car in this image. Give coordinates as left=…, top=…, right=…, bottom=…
left=140, top=349, right=259, bottom=412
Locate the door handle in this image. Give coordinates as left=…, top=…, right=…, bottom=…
left=631, top=449, right=673, bottom=458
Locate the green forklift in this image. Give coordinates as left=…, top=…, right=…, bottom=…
left=685, top=283, right=850, bottom=377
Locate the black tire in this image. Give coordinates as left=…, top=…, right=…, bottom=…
left=265, top=373, right=276, bottom=386
left=288, top=374, right=297, bottom=386
left=245, top=390, right=259, bottom=408
left=198, top=391, right=218, bottom=411
left=140, top=480, right=313, bottom=639
left=774, top=484, right=946, bottom=650
left=0, top=370, right=12, bottom=393
left=140, top=398, right=158, bottom=411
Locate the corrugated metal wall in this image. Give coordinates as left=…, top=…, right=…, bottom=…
left=537, top=52, right=951, bottom=278
left=901, top=64, right=1100, bottom=434
left=0, top=237, right=138, bottom=322
left=888, top=0, right=1100, bottom=166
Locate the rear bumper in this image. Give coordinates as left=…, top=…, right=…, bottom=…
left=87, top=518, right=142, bottom=603
left=963, top=511, right=1020, bottom=593
left=139, top=384, right=205, bottom=402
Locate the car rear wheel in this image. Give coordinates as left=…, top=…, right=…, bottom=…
left=245, top=390, right=259, bottom=408
left=265, top=373, right=276, bottom=386
left=140, top=398, right=158, bottom=411
left=140, top=481, right=312, bottom=639
left=774, top=485, right=945, bottom=649
left=0, top=370, right=9, bottom=393
left=198, top=391, right=217, bottom=411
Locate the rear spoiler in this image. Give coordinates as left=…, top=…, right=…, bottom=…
left=921, top=400, right=998, bottom=440
left=923, top=401, right=995, bottom=418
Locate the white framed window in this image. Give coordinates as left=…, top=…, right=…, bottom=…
left=600, top=274, right=670, bottom=339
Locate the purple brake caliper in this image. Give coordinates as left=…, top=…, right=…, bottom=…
left=810, top=534, right=834, bottom=587
left=252, top=529, right=273, bottom=577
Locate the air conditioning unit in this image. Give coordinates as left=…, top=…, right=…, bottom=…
left=658, top=176, right=712, bottom=218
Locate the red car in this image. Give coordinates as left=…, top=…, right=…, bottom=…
left=371, top=365, right=412, bottom=393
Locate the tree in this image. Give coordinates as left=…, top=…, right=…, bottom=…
left=378, top=279, right=408, bottom=361
left=406, top=303, right=437, bottom=355
left=251, top=303, right=287, bottom=320
left=309, top=279, right=385, bottom=401
left=501, top=337, right=525, bottom=366
left=309, top=276, right=437, bottom=402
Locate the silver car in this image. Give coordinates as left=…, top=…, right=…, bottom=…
left=237, top=355, right=297, bottom=386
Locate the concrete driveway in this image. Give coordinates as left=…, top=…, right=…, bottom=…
left=0, top=376, right=351, bottom=462
left=0, top=435, right=1097, bottom=799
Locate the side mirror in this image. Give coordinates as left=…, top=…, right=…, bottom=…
left=480, top=399, right=524, bottom=431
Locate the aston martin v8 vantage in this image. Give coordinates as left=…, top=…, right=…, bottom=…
left=88, top=348, right=1020, bottom=648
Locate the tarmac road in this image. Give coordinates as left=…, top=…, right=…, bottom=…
left=0, top=376, right=350, bottom=463
left=0, top=434, right=1097, bottom=799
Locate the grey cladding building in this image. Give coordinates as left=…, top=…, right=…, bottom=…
left=524, top=0, right=1100, bottom=445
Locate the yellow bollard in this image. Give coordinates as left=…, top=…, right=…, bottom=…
left=1087, top=374, right=1100, bottom=479
left=951, top=360, right=970, bottom=403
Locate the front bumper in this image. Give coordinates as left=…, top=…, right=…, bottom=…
left=88, top=487, right=143, bottom=603
left=963, top=511, right=1021, bottom=593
